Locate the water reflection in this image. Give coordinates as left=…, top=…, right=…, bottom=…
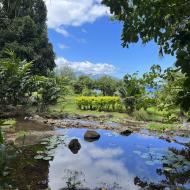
left=0, top=145, right=49, bottom=190
left=68, top=139, right=81, bottom=154
left=0, top=128, right=189, bottom=190
left=134, top=147, right=190, bottom=190
left=48, top=141, right=137, bottom=190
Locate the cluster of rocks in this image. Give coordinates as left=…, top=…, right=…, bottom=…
left=30, top=115, right=134, bottom=136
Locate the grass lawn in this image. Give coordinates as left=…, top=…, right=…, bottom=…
left=147, top=122, right=175, bottom=131
left=48, top=95, right=128, bottom=122
left=48, top=95, right=180, bottom=125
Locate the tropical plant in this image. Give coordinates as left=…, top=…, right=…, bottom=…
left=102, top=0, right=190, bottom=112
left=0, top=50, right=60, bottom=111
left=0, top=50, right=34, bottom=105
left=119, top=73, right=145, bottom=113
left=31, top=76, right=60, bottom=112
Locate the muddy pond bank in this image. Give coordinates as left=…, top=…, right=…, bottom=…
left=30, top=114, right=190, bottom=146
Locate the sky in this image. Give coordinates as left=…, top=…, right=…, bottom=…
left=45, top=0, right=176, bottom=79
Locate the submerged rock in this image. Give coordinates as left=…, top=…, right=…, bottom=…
left=68, top=139, right=81, bottom=154
left=120, top=129, right=133, bottom=136
left=84, top=130, right=100, bottom=142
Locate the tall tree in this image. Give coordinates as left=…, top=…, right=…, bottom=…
left=97, top=76, right=118, bottom=96
left=0, top=0, right=55, bottom=75
left=102, top=0, right=190, bottom=111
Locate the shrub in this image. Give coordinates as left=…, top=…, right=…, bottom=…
left=133, top=109, right=151, bottom=121
left=75, top=96, right=124, bottom=112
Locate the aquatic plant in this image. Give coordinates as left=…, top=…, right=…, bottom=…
left=34, top=136, right=65, bottom=161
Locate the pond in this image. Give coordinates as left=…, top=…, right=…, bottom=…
left=0, top=127, right=190, bottom=190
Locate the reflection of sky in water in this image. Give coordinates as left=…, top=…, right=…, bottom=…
left=49, top=128, right=187, bottom=190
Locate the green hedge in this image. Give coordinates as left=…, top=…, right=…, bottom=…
left=76, top=96, right=124, bottom=112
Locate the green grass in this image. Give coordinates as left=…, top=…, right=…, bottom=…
left=0, top=119, right=16, bottom=126
left=147, top=122, right=175, bottom=131
left=48, top=95, right=180, bottom=124
left=133, top=109, right=164, bottom=122
left=147, top=107, right=169, bottom=117
left=48, top=95, right=128, bottom=122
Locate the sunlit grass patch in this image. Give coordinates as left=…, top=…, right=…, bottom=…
left=0, top=119, right=16, bottom=126
left=147, top=122, right=175, bottom=131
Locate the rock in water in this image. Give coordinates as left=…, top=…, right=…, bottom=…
left=68, top=139, right=81, bottom=154
left=120, top=129, right=132, bottom=136
left=84, top=130, right=100, bottom=142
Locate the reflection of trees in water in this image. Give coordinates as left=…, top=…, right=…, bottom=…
left=0, top=145, right=49, bottom=190
left=134, top=147, right=190, bottom=190
left=61, top=170, right=86, bottom=190
left=60, top=169, right=122, bottom=190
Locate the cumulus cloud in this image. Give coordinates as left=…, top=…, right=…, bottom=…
left=45, top=0, right=109, bottom=35
left=55, top=57, right=116, bottom=75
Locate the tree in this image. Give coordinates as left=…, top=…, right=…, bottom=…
left=55, top=65, right=76, bottom=83
left=119, top=73, right=145, bottom=113
left=102, top=0, right=190, bottom=111
left=73, top=75, right=94, bottom=94
left=96, top=76, right=118, bottom=96
left=156, top=68, right=186, bottom=113
left=0, top=0, right=55, bottom=76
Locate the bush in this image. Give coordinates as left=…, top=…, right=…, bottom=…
left=133, top=109, right=151, bottom=121
left=133, top=109, right=164, bottom=122
left=75, top=96, right=124, bottom=112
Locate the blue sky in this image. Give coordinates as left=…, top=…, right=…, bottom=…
left=46, top=0, right=176, bottom=79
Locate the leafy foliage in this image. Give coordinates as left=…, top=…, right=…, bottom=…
left=102, top=0, right=190, bottom=111
left=0, top=50, right=34, bottom=105
left=156, top=68, right=186, bottom=112
left=119, top=73, right=146, bottom=113
left=76, top=96, right=124, bottom=112
left=31, top=76, right=60, bottom=112
left=73, top=75, right=95, bottom=94
left=96, top=76, right=119, bottom=96
left=0, top=50, right=60, bottom=111
left=0, top=0, right=55, bottom=75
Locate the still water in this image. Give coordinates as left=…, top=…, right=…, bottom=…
left=0, top=128, right=190, bottom=190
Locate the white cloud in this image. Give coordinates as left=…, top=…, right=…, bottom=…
left=55, top=57, right=116, bottom=75
left=58, top=43, right=69, bottom=50
left=55, top=27, right=70, bottom=37
left=45, top=0, right=109, bottom=35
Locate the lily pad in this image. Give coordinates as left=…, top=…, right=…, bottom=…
left=43, top=156, right=52, bottom=161
left=34, top=155, right=44, bottom=160
left=163, top=167, right=172, bottom=172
